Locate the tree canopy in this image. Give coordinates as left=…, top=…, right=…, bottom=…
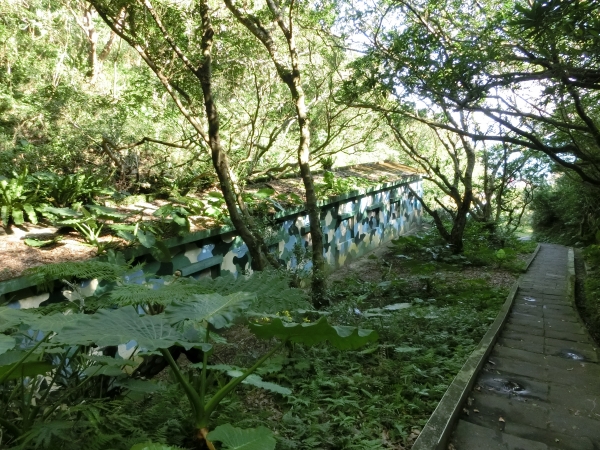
left=1, top=0, right=599, bottom=255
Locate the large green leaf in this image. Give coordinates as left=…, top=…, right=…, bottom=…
left=130, top=443, right=184, bottom=450
left=136, top=230, right=156, bottom=248
left=83, top=365, right=125, bottom=377
left=249, top=317, right=378, bottom=350
left=0, top=335, right=16, bottom=356
left=86, top=204, right=129, bottom=220
left=22, top=203, right=37, bottom=224
left=0, top=361, right=54, bottom=381
left=195, top=272, right=310, bottom=314
left=27, top=312, right=83, bottom=333
left=12, top=208, right=24, bottom=225
left=207, top=424, right=276, bottom=450
left=165, top=292, right=256, bottom=329
left=0, top=307, right=33, bottom=332
left=24, top=236, right=63, bottom=248
left=227, top=371, right=291, bottom=396
left=41, top=206, right=82, bottom=218
left=55, top=306, right=206, bottom=351
left=0, top=350, right=31, bottom=367
left=1, top=205, right=9, bottom=225
left=194, top=363, right=291, bottom=395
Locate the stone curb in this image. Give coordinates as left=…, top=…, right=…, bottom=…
left=524, top=243, right=542, bottom=272
left=567, top=247, right=575, bottom=303
left=568, top=247, right=600, bottom=361
left=411, top=244, right=541, bottom=450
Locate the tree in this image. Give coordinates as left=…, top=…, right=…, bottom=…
left=345, top=0, right=600, bottom=185
left=0, top=0, right=208, bottom=191
left=385, top=111, right=476, bottom=253
left=471, top=143, right=541, bottom=236
left=88, top=0, right=280, bottom=271
left=223, top=0, right=328, bottom=304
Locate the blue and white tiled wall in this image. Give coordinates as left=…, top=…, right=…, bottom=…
left=3, top=179, right=422, bottom=309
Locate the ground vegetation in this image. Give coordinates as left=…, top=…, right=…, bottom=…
left=0, top=227, right=534, bottom=449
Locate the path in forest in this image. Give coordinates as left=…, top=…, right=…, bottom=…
left=449, top=244, right=600, bottom=450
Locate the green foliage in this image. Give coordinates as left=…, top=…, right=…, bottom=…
left=250, top=317, right=378, bottom=350
left=391, top=224, right=528, bottom=273
left=531, top=176, right=600, bottom=245
left=165, top=292, right=256, bottom=330
left=25, top=260, right=132, bottom=288
left=320, top=156, right=335, bottom=171
left=0, top=170, right=42, bottom=227
left=153, top=204, right=192, bottom=236
left=315, top=171, right=374, bottom=199
left=54, top=306, right=208, bottom=352
left=207, top=424, right=276, bottom=450
left=191, top=272, right=311, bottom=314
left=1, top=260, right=374, bottom=449
left=24, top=236, right=64, bottom=248
left=108, top=271, right=310, bottom=313
left=33, top=172, right=113, bottom=208
left=580, top=245, right=600, bottom=342
left=131, top=444, right=185, bottom=450
left=215, top=259, right=509, bottom=449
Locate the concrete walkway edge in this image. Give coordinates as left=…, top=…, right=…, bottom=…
left=412, top=244, right=541, bottom=450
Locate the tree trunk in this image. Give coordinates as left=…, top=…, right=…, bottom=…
left=223, top=0, right=326, bottom=306
left=90, top=0, right=277, bottom=271
left=196, top=1, right=271, bottom=271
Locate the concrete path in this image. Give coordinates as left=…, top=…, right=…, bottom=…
left=449, top=244, right=600, bottom=450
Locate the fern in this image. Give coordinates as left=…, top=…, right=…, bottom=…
left=197, top=271, right=310, bottom=313
left=18, top=421, right=73, bottom=449
left=25, top=260, right=133, bottom=288
left=109, top=279, right=208, bottom=307
left=109, top=271, right=310, bottom=313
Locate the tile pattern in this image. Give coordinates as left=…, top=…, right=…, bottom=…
left=4, top=179, right=422, bottom=309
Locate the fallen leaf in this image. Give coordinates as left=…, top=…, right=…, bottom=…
left=474, top=409, right=480, bottom=413
left=499, top=417, right=505, bottom=423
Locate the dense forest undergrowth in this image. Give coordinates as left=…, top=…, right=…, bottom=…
left=0, top=224, right=535, bottom=449
left=2, top=0, right=600, bottom=447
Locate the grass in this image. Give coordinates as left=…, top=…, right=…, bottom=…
left=194, top=231, right=529, bottom=449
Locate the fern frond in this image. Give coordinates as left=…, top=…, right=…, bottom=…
left=109, top=280, right=205, bottom=307
left=25, top=261, right=132, bottom=287
left=197, top=271, right=310, bottom=314
left=109, top=271, right=310, bottom=313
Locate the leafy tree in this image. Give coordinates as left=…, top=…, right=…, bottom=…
left=345, top=0, right=600, bottom=185
left=471, top=144, right=542, bottom=236
left=385, top=113, right=475, bottom=253
left=88, top=0, right=282, bottom=271
left=0, top=0, right=208, bottom=192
